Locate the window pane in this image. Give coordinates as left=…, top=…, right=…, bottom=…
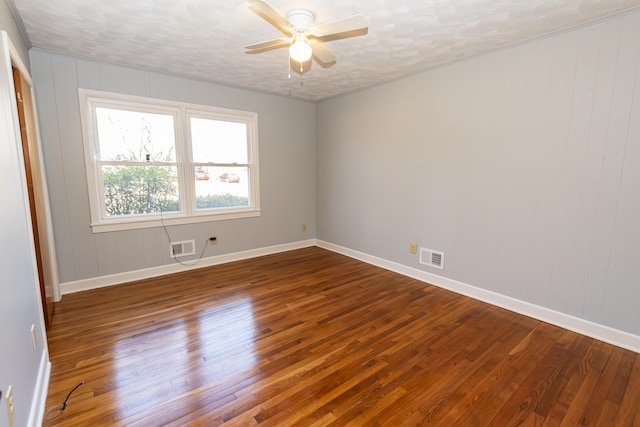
left=194, top=166, right=249, bottom=210
left=96, top=107, right=176, bottom=162
left=102, top=165, right=179, bottom=216
left=191, top=118, right=248, bottom=164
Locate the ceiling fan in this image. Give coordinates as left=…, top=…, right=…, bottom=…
left=245, top=0, right=369, bottom=70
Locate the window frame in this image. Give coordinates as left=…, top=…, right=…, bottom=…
left=79, top=89, right=260, bottom=233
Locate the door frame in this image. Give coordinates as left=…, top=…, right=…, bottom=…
left=7, top=34, right=61, bottom=304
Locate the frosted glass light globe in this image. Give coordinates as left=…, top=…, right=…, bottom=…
left=289, top=39, right=312, bottom=62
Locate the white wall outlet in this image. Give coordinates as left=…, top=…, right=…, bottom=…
left=30, top=324, right=37, bottom=351
left=5, top=385, right=14, bottom=427
left=409, top=242, right=418, bottom=254
left=209, top=235, right=217, bottom=245
left=302, top=223, right=307, bottom=232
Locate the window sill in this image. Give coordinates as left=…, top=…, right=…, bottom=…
left=90, top=210, right=261, bottom=233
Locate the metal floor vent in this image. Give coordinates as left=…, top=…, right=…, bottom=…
left=419, top=247, right=444, bottom=269
left=170, top=240, right=195, bottom=258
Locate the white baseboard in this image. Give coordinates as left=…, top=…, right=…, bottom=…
left=59, top=238, right=638, bottom=353
left=317, top=240, right=640, bottom=354
left=28, top=349, right=51, bottom=427
left=60, top=239, right=317, bottom=295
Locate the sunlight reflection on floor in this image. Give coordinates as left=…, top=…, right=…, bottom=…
left=114, top=298, right=257, bottom=421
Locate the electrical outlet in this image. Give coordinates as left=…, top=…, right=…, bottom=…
left=301, top=223, right=307, bottom=232
left=409, top=242, right=418, bottom=254
left=5, top=385, right=14, bottom=427
left=209, top=235, right=217, bottom=245
left=30, top=324, right=37, bottom=351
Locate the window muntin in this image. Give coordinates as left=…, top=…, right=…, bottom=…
left=80, top=90, right=260, bottom=232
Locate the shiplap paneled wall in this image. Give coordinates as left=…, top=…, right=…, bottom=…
left=0, top=25, right=48, bottom=427
left=316, top=11, right=640, bottom=335
left=30, top=51, right=316, bottom=284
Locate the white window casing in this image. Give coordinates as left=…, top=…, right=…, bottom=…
left=79, top=89, right=260, bottom=233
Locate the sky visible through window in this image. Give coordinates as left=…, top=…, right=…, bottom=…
left=96, top=107, right=176, bottom=162
left=191, top=117, right=248, bottom=164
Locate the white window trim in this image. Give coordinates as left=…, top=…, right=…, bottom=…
left=79, top=89, right=261, bottom=233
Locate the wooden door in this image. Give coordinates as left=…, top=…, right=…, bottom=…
left=12, top=67, right=55, bottom=327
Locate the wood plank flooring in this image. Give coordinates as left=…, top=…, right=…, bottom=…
left=43, top=247, right=640, bottom=426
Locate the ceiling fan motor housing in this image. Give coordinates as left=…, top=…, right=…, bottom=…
left=286, top=9, right=315, bottom=30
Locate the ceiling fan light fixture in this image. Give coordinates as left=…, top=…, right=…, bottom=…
left=246, top=1, right=369, bottom=69
left=289, top=38, right=312, bottom=62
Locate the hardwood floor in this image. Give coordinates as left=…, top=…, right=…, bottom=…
left=43, top=247, right=639, bottom=426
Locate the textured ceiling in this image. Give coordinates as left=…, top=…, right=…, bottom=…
left=11, top=0, right=640, bottom=101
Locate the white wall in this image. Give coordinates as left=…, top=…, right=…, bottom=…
left=0, top=0, right=27, bottom=66
left=30, top=50, right=316, bottom=285
left=1, top=2, right=49, bottom=425
left=317, top=10, right=640, bottom=337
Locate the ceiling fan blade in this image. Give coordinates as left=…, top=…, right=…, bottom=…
left=245, top=38, right=291, bottom=50
left=311, top=14, right=368, bottom=38
left=311, top=43, right=336, bottom=66
left=248, top=0, right=293, bottom=36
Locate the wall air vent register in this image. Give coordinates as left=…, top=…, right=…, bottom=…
left=419, top=247, right=444, bottom=269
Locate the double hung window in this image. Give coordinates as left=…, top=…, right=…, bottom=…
left=79, top=90, right=260, bottom=232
